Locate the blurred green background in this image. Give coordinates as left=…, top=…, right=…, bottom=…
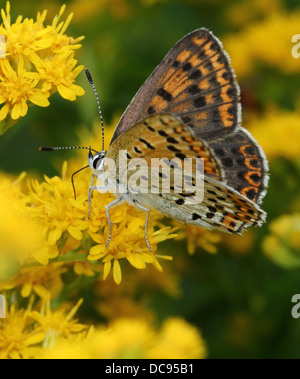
left=1, top=0, right=300, bottom=358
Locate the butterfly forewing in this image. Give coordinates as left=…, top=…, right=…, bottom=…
left=111, top=28, right=240, bottom=143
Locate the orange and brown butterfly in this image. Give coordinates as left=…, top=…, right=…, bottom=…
left=41, top=28, right=268, bottom=251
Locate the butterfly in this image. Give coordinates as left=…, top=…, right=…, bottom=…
left=41, top=28, right=268, bottom=251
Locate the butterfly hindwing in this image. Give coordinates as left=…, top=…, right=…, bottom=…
left=207, top=128, right=269, bottom=205
left=153, top=175, right=266, bottom=234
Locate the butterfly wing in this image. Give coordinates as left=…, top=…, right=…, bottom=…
left=107, top=114, right=225, bottom=181
left=106, top=114, right=266, bottom=234
left=207, top=129, right=269, bottom=205
left=111, top=28, right=268, bottom=205
left=111, top=28, right=240, bottom=143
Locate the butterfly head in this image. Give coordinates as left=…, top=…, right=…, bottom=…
left=88, top=147, right=107, bottom=174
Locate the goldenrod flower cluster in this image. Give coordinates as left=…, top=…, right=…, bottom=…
left=0, top=297, right=206, bottom=359
left=224, top=9, right=300, bottom=77
left=262, top=214, right=300, bottom=269
left=247, top=107, right=300, bottom=161
left=0, top=2, right=85, bottom=133
left=0, top=162, right=178, bottom=288
left=41, top=316, right=207, bottom=359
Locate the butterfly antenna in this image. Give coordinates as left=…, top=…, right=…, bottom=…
left=39, top=146, right=98, bottom=153
left=85, top=68, right=105, bottom=151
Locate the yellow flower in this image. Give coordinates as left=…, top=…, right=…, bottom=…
left=31, top=49, right=85, bottom=101
left=224, top=10, right=300, bottom=77
left=0, top=58, right=50, bottom=121
left=221, top=232, right=254, bottom=256
left=88, top=195, right=177, bottom=284
left=0, top=263, right=67, bottom=300
left=0, top=172, right=58, bottom=277
left=226, top=0, right=282, bottom=29
left=40, top=317, right=207, bottom=359
left=247, top=107, right=300, bottom=161
left=27, top=162, right=89, bottom=247
left=0, top=304, right=45, bottom=359
left=0, top=2, right=84, bottom=131
left=0, top=297, right=88, bottom=358
left=73, top=261, right=103, bottom=277
left=30, top=299, right=87, bottom=345
left=70, top=0, right=130, bottom=22
left=148, top=318, right=207, bottom=359
left=176, top=224, right=221, bottom=255
left=262, top=214, right=300, bottom=269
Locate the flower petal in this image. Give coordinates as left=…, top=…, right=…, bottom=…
left=67, top=226, right=82, bottom=240
left=126, top=254, right=147, bottom=269
left=113, top=259, right=122, bottom=284
left=29, top=93, right=50, bottom=107
left=48, top=227, right=62, bottom=245
left=103, top=260, right=111, bottom=280
left=0, top=103, right=9, bottom=121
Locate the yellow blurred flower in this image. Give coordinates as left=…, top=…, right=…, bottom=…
left=0, top=304, right=45, bottom=359
left=0, top=297, right=88, bottom=358
left=224, top=10, right=300, bottom=77
left=226, top=0, right=282, bottom=28
left=0, top=173, right=58, bottom=278
left=141, top=0, right=168, bottom=6
left=73, top=261, right=103, bottom=277
left=247, top=107, right=300, bottom=161
left=148, top=317, right=207, bottom=359
left=176, top=224, right=221, bottom=255
left=30, top=298, right=87, bottom=345
left=94, top=265, right=180, bottom=321
left=40, top=317, right=206, bottom=359
left=222, top=231, right=254, bottom=256
left=262, top=214, right=300, bottom=269
left=70, top=0, right=130, bottom=22
left=0, top=2, right=84, bottom=132
left=0, top=263, right=67, bottom=300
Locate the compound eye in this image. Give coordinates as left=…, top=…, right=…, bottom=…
left=93, top=156, right=101, bottom=169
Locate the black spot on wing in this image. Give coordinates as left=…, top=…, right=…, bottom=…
left=139, top=138, right=155, bottom=150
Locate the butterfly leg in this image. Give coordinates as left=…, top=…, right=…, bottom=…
left=134, top=201, right=152, bottom=252
left=90, top=173, right=97, bottom=198
left=88, top=184, right=108, bottom=219
left=105, top=197, right=123, bottom=249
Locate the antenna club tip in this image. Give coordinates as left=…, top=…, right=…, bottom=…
left=39, top=146, right=54, bottom=151
left=85, top=68, right=93, bottom=82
